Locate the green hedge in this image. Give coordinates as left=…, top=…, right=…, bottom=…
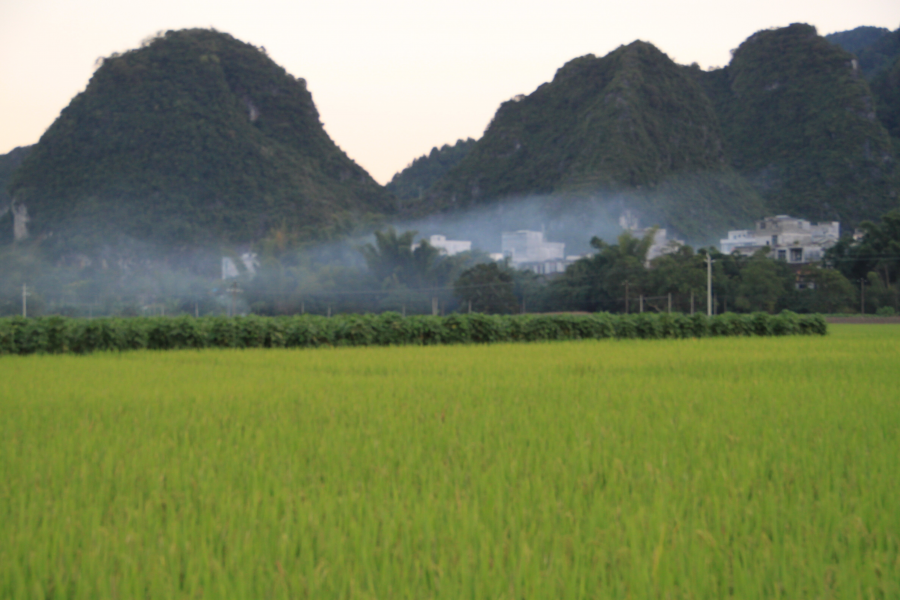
left=0, top=312, right=827, bottom=356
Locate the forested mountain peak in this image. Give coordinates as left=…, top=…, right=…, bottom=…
left=701, top=23, right=899, bottom=225
left=825, top=26, right=889, bottom=56
left=413, top=39, right=767, bottom=243
left=9, top=28, right=393, bottom=252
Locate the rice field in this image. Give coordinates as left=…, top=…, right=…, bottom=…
left=1, top=325, right=898, bottom=599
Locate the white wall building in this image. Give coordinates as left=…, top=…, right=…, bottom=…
left=633, top=227, right=684, bottom=262
left=720, top=215, right=839, bottom=264
left=222, top=252, right=259, bottom=279
left=501, top=230, right=567, bottom=274
left=421, top=234, right=471, bottom=256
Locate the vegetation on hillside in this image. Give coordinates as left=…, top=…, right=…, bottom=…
left=854, top=26, right=900, bottom=78
left=386, top=138, right=475, bottom=201
left=8, top=29, right=393, bottom=252
left=0, top=146, right=32, bottom=245
left=416, top=42, right=767, bottom=242
left=870, top=57, right=900, bottom=148
left=825, top=26, right=889, bottom=56
left=698, top=23, right=899, bottom=226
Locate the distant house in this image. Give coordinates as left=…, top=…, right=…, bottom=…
left=618, top=211, right=684, bottom=264
left=501, top=230, right=568, bottom=274
left=420, top=234, right=471, bottom=256
left=633, top=227, right=684, bottom=263
left=222, top=252, right=259, bottom=279
left=720, top=215, right=839, bottom=264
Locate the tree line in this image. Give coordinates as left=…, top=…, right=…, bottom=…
left=1, top=210, right=898, bottom=318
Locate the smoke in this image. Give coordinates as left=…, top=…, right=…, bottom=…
left=387, top=190, right=665, bottom=256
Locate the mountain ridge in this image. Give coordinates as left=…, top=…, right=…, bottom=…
left=9, top=29, right=393, bottom=252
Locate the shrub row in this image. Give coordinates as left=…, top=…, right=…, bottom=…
left=0, top=311, right=827, bottom=356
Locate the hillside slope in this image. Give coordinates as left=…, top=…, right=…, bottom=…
left=0, top=146, right=33, bottom=245
left=386, top=138, right=475, bottom=201
left=825, top=26, right=889, bottom=56
left=699, top=23, right=898, bottom=225
left=855, top=26, right=900, bottom=78
left=9, top=29, right=393, bottom=251
left=416, top=41, right=766, bottom=242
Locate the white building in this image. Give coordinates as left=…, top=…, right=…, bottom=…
left=720, top=215, right=840, bottom=264
left=222, top=252, right=259, bottom=279
left=634, top=227, right=684, bottom=262
left=501, top=230, right=567, bottom=274
left=421, top=234, right=471, bottom=256
left=618, top=212, right=684, bottom=263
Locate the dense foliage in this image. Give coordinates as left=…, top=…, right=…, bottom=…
left=386, top=138, right=475, bottom=201
left=825, top=26, right=890, bottom=56
left=697, top=24, right=899, bottom=226
left=826, top=208, right=900, bottom=311
left=0, top=311, right=826, bottom=355
left=870, top=57, right=900, bottom=148
left=854, top=26, right=900, bottom=78
left=8, top=29, right=393, bottom=252
left=0, top=146, right=32, bottom=245
left=540, top=229, right=864, bottom=315
left=416, top=42, right=766, bottom=242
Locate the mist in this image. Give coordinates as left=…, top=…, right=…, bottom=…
left=389, top=190, right=676, bottom=256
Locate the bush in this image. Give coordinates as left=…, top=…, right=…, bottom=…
left=0, top=312, right=827, bottom=356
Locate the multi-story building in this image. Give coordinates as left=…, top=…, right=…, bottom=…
left=501, top=230, right=567, bottom=274
left=720, top=215, right=839, bottom=264
left=423, top=234, right=471, bottom=256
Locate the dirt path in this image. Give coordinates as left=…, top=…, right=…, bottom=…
left=825, top=316, right=900, bottom=324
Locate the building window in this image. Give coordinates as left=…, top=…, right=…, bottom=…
left=790, top=247, right=803, bottom=262
left=777, top=249, right=787, bottom=261
left=772, top=235, right=778, bottom=246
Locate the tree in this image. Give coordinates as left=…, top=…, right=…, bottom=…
left=802, top=266, right=856, bottom=313
left=548, top=230, right=654, bottom=312
left=735, top=252, right=791, bottom=313
left=453, top=263, right=518, bottom=314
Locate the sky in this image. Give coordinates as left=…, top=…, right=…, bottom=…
left=1, top=0, right=899, bottom=184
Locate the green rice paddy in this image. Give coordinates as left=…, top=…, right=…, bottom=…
left=1, top=325, right=898, bottom=598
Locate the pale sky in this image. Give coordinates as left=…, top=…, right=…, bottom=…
left=1, top=0, right=898, bottom=184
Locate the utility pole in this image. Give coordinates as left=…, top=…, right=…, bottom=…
left=860, top=279, right=865, bottom=314
left=690, top=291, right=694, bottom=315
left=668, top=293, right=672, bottom=314
left=432, top=297, right=438, bottom=316
left=706, top=254, right=713, bottom=317
left=639, top=294, right=644, bottom=313
left=228, top=281, right=243, bottom=317
left=22, top=284, right=30, bottom=317
left=625, top=281, right=629, bottom=314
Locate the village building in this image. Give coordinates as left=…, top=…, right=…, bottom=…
left=500, top=230, right=569, bottom=274
left=422, top=234, right=471, bottom=256
left=720, top=215, right=840, bottom=264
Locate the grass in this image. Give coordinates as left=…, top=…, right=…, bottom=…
left=1, top=325, right=898, bottom=598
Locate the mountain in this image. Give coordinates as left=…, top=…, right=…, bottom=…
left=386, top=138, right=475, bottom=201
left=698, top=23, right=899, bottom=225
left=414, top=41, right=767, bottom=242
left=8, top=29, right=393, bottom=251
left=825, top=26, right=889, bottom=56
left=0, top=146, right=33, bottom=245
left=855, top=26, right=900, bottom=78
left=871, top=57, right=900, bottom=148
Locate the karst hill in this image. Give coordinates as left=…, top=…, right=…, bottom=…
left=8, top=29, right=393, bottom=251
left=410, top=40, right=767, bottom=242
left=399, top=25, right=899, bottom=241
